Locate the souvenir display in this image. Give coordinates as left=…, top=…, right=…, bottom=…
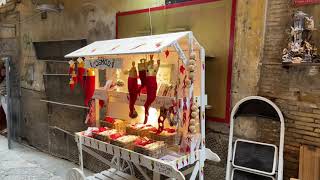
left=100, top=117, right=126, bottom=133
left=92, top=128, right=118, bottom=142
left=126, top=123, right=156, bottom=137
left=134, top=137, right=166, bottom=158
left=111, top=135, right=139, bottom=150
left=68, top=60, right=75, bottom=75
left=144, top=59, right=160, bottom=124
left=84, top=69, right=95, bottom=106
left=138, top=59, right=147, bottom=94
left=67, top=32, right=220, bottom=180
left=127, top=62, right=139, bottom=118
left=151, top=128, right=180, bottom=146
left=282, top=11, right=320, bottom=63
left=77, top=57, right=85, bottom=87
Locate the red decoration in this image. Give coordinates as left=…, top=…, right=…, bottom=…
left=99, top=100, right=105, bottom=108
left=138, top=77, right=146, bottom=94
left=128, top=77, right=138, bottom=118
left=156, top=107, right=168, bottom=133
left=180, top=65, right=185, bottom=74
left=155, top=42, right=162, bottom=48
left=144, top=76, right=157, bottom=124
left=164, top=128, right=176, bottom=133
left=104, top=116, right=115, bottom=123
left=134, top=137, right=153, bottom=146
left=109, top=133, right=123, bottom=140
left=165, top=50, right=170, bottom=58
left=72, top=71, right=77, bottom=85
left=77, top=60, right=85, bottom=87
left=84, top=69, right=95, bottom=106
left=130, top=43, right=146, bottom=50
left=138, top=59, right=147, bottom=94
left=69, top=79, right=75, bottom=91
left=68, top=60, right=75, bottom=74
left=99, top=127, right=107, bottom=132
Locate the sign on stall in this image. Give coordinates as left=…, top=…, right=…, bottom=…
left=294, top=0, right=320, bottom=5
left=85, top=58, right=123, bottom=69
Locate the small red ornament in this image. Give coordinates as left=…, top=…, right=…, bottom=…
left=99, top=100, right=105, bottom=108
left=69, top=79, right=75, bottom=91
left=180, top=65, right=185, bottom=74
left=77, top=58, right=85, bottom=87
left=165, top=50, right=170, bottom=58
left=68, top=60, right=75, bottom=74
left=84, top=69, right=95, bottom=106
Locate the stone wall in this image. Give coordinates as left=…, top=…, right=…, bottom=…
left=259, top=0, right=320, bottom=179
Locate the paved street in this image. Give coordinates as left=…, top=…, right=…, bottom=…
left=0, top=135, right=91, bottom=180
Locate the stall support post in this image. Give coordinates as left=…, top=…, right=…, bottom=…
left=199, top=47, right=206, bottom=180
left=95, top=69, right=100, bottom=127
left=78, top=136, right=84, bottom=172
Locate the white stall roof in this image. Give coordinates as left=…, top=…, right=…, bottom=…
left=65, top=31, right=194, bottom=58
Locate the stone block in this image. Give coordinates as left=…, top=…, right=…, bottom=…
left=288, top=128, right=319, bottom=137
left=294, top=121, right=320, bottom=128
left=290, top=111, right=320, bottom=119
left=285, top=113, right=314, bottom=123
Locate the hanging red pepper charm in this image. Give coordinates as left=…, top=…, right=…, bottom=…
left=138, top=59, right=147, bottom=94
left=144, top=59, right=160, bottom=124
left=84, top=68, right=95, bottom=106
left=68, top=60, right=75, bottom=75
left=69, top=78, right=75, bottom=91
left=128, top=62, right=139, bottom=119
left=77, top=57, right=85, bottom=87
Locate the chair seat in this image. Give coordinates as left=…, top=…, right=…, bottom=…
left=232, top=169, right=275, bottom=180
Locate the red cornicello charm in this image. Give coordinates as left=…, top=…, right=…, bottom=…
left=69, top=78, right=75, bottom=91
left=68, top=60, right=75, bottom=75
left=77, top=58, right=85, bottom=87
left=84, top=69, right=95, bottom=106
left=138, top=59, right=147, bottom=94
left=144, top=59, right=160, bottom=124
left=127, top=62, right=138, bottom=119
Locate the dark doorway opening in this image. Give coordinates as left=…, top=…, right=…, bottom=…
left=0, top=62, right=6, bottom=134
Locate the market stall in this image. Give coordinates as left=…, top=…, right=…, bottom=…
left=65, top=31, right=220, bottom=180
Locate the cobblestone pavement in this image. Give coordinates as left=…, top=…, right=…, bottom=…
left=0, top=135, right=92, bottom=180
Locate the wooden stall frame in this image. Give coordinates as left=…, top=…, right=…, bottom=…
left=65, top=31, right=220, bottom=180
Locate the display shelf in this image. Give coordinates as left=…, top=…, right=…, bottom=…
left=75, top=132, right=201, bottom=180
